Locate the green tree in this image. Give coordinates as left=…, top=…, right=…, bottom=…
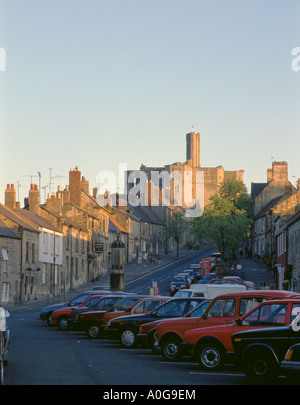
left=218, top=178, right=251, bottom=215
left=192, top=180, right=251, bottom=257
left=164, top=210, right=187, bottom=258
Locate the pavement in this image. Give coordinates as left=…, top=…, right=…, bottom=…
left=6, top=247, right=276, bottom=313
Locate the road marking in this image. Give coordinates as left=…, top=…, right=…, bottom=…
left=189, top=371, right=245, bottom=377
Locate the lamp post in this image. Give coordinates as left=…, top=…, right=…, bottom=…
left=110, top=235, right=125, bottom=291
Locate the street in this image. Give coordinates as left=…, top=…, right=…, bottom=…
left=4, top=308, right=247, bottom=385
left=3, top=307, right=293, bottom=391
left=3, top=252, right=293, bottom=390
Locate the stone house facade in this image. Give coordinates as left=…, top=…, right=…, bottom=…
left=276, top=210, right=300, bottom=292
left=0, top=220, right=20, bottom=305
left=251, top=161, right=300, bottom=291
left=0, top=167, right=116, bottom=304
left=0, top=197, right=40, bottom=305
left=286, top=212, right=300, bottom=292
left=251, top=161, right=297, bottom=258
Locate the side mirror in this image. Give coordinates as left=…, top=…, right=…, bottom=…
left=235, top=318, right=241, bottom=326
left=291, top=313, right=300, bottom=332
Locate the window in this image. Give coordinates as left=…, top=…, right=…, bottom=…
left=83, top=297, right=100, bottom=308
left=26, top=241, right=29, bottom=262
left=206, top=298, right=236, bottom=317
left=94, top=297, right=120, bottom=310
left=75, top=258, right=78, bottom=279
left=291, top=304, right=300, bottom=322
left=2, top=260, right=7, bottom=273
left=32, top=243, right=35, bottom=263
left=1, top=282, right=9, bottom=302
left=241, top=303, right=288, bottom=327
left=239, top=297, right=266, bottom=317
left=133, top=300, right=162, bottom=314
left=42, top=263, right=46, bottom=284
left=2, top=249, right=8, bottom=273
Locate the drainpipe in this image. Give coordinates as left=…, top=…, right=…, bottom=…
left=19, top=227, right=23, bottom=304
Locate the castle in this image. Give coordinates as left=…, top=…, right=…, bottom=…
left=126, top=131, right=244, bottom=213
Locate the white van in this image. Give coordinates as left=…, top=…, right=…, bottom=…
left=188, top=282, right=247, bottom=299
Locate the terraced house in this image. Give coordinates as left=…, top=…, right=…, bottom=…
left=0, top=166, right=168, bottom=306
left=251, top=161, right=300, bottom=292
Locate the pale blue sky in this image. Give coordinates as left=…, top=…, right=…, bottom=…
left=1, top=0, right=299, bottom=204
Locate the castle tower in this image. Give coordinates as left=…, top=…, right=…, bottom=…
left=186, top=131, right=200, bottom=168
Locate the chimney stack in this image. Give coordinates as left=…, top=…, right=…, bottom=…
left=28, top=184, right=40, bottom=214
left=5, top=184, right=16, bottom=209
left=69, top=166, right=82, bottom=207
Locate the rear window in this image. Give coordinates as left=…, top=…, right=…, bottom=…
left=206, top=298, right=236, bottom=317
left=241, top=303, right=288, bottom=327
left=239, top=297, right=266, bottom=316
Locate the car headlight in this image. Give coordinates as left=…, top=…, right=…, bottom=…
left=284, top=348, right=294, bottom=361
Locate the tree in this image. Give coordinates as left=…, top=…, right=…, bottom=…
left=164, top=210, right=187, bottom=257
left=192, top=180, right=251, bottom=257
left=218, top=178, right=251, bottom=215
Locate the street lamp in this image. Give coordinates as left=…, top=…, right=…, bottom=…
left=110, top=235, right=125, bottom=291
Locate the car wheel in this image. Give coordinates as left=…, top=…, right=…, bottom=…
left=244, top=349, right=278, bottom=384
left=150, top=332, right=161, bottom=354
left=46, top=313, right=52, bottom=326
left=162, top=336, right=182, bottom=361
left=197, top=342, right=224, bottom=370
left=120, top=327, right=137, bottom=348
left=58, top=316, right=69, bottom=331
left=87, top=321, right=101, bottom=339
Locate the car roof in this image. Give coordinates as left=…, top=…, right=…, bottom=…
left=253, top=298, right=300, bottom=305
left=211, top=290, right=300, bottom=299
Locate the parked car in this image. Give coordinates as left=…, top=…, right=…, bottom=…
left=178, top=269, right=197, bottom=284
left=178, top=298, right=300, bottom=370
left=173, top=289, right=208, bottom=298
left=101, top=296, right=171, bottom=334
left=104, top=297, right=206, bottom=348
left=198, top=273, right=217, bottom=284
left=68, top=295, right=136, bottom=329
left=0, top=307, right=10, bottom=385
left=51, top=294, right=128, bottom=330
left=39, top=290, right=121, bottom=326
left=154, top=290, right=300, bottom=362
left=232, top=312, right=300, bottom=384
left=209, top=277, right=256, bottom=290
left=169, top=275, right=190, bottom=296
left=72, top=295, right=146, bottom=338
left=280, top=341, right=300, bottom=382
left=137, top=299, right=211, bottom=351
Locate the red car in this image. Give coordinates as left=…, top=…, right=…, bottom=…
left=50, top=294, right=123, bottom=330
left=176, top=298, right=300, bottom=370
left=154, top=290, right=300, bottom=362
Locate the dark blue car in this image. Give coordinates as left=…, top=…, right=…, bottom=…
left=40, top=290, right=125, bottom=325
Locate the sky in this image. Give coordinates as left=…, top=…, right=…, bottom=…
left=0, top=0, right=299, bottom=205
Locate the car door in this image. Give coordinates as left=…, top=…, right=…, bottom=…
left=199, top=297, right=237, bottom=327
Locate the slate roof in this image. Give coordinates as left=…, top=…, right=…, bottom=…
left=0, top=204, right=38, bottom=232
left=127, top=204, right=163, bottom=225
left=253, top=195, right=288, bottom=220
left=109, top=217, right=128, bottom=234
left=0, top=221, right=19, bottom=239
left=251, top=182, right=268, bottom=198
left=16, top=208, right=61, bottom=233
